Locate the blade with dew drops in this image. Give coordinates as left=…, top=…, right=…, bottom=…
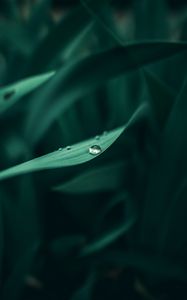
left=0, top=103, right=147, bottom=181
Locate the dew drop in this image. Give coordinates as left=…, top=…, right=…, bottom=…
left=4, top=90, right=15, bottom=100
left=58, top=147, right=63, bottom=151
left=66, top=146, right=71, bottom=150
left=95, top=135, right=100, bottom=140
left=89, top=145, right=102, bottom=155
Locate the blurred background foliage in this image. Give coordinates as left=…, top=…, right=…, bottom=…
left=0, top=0, right=187, bottom=299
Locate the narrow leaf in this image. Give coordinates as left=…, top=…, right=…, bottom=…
left=140, top=74, right=187, bottom=254
left=0, top=71, right=55, bottom=113
left=143, top=69, right=176, bottom=128
left=53, top=161, right=127, bottom=194
left=0, top=103, right=147, bottom=181
left=24, top=4, right=92, bottom=75
left=81, top=0, right=123, bottom=44
left=26, top=41, right=187, bottom=144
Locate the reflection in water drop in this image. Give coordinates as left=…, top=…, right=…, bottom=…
left=66, top=146, right=71, bottom=150
left=89, top=145, right=102, bottom=155
left=58, top=148, right=63, bottom=151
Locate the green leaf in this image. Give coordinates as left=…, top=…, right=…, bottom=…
left=26, top=41, right=187, bottom=144
left=143, top=69, right=176, bottom=128
left=81, top=221, right=135, bottom=256
left=81, top=0, right=123, bottom=44
left=140, top=74, right=187, bottom=254
left=0, top=71, right=55, bottom=113
left=71, top=272, right=96, bottom=300
left=81, top=197, right=136, bottom=256
left=0, top=103, right=147, bottom=181
left=93, top=191, right=133, bottom=233
left=53, top=161, right=127, bottom=194
left=24, top=4, right=93, bottom=76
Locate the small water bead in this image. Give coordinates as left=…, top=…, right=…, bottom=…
left=95, top=135, right=100, bottom=140
left=89, top=145, right=102, bottom=155
left=58, top=148, right=63, bottom=151
left=66, top=146, right=71, bottom=150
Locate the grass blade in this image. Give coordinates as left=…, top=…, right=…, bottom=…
left=0, top=71, right=55, bottom=113
left=26, top=41, right=187, bottom=144
left=53, top=161, right=127, bottom=194
left=0, top=103, right=146, bottom=181
left=24, top=4, right=93, bottom=76
left=143, top=69, right=176, bottom=128
left=81, top=193, right=136, bottom=256
left=140, top=74, right=187, bottom=254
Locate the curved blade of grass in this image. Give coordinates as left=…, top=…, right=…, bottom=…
left=24, top=4, right=93, bottom=76
left=71, top=272, right=96, bottom=300
left=0, top=71, right=55, bottom=113
left=0, top=103, right=147, bottom=181
left=143, top=69, right=176, bottom=128
left=81, top=0, right=123, bottom=44
left=81, top=194, right=136, bottom=256
left=26, top=41, right=187, bottom=144
left=93, top=191, right=134, bottom=234
left=140, top=74, right=187, bottom=253
left=0, top=127, right=123, bottom=181
left=62, top=22, right=94, bottom=61
left=53, top=161, right=127, bottom=194
left=81, top=219, right=136, bottom=256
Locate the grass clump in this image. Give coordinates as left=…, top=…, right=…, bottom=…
left=0, top=0, right=187, bottom=299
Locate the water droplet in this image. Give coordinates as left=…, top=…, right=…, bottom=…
left=95, top=135, right=100, bottom=140
left=89, top=145, right=102, bottom=155
left=4, top=90, right=15, bottom=100
left=66, top=146, right=71, bottom=150
left=58, top=147, right=63, bottom=151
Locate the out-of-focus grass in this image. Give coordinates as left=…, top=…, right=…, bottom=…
left=0, top=1, right=187, bottom=299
